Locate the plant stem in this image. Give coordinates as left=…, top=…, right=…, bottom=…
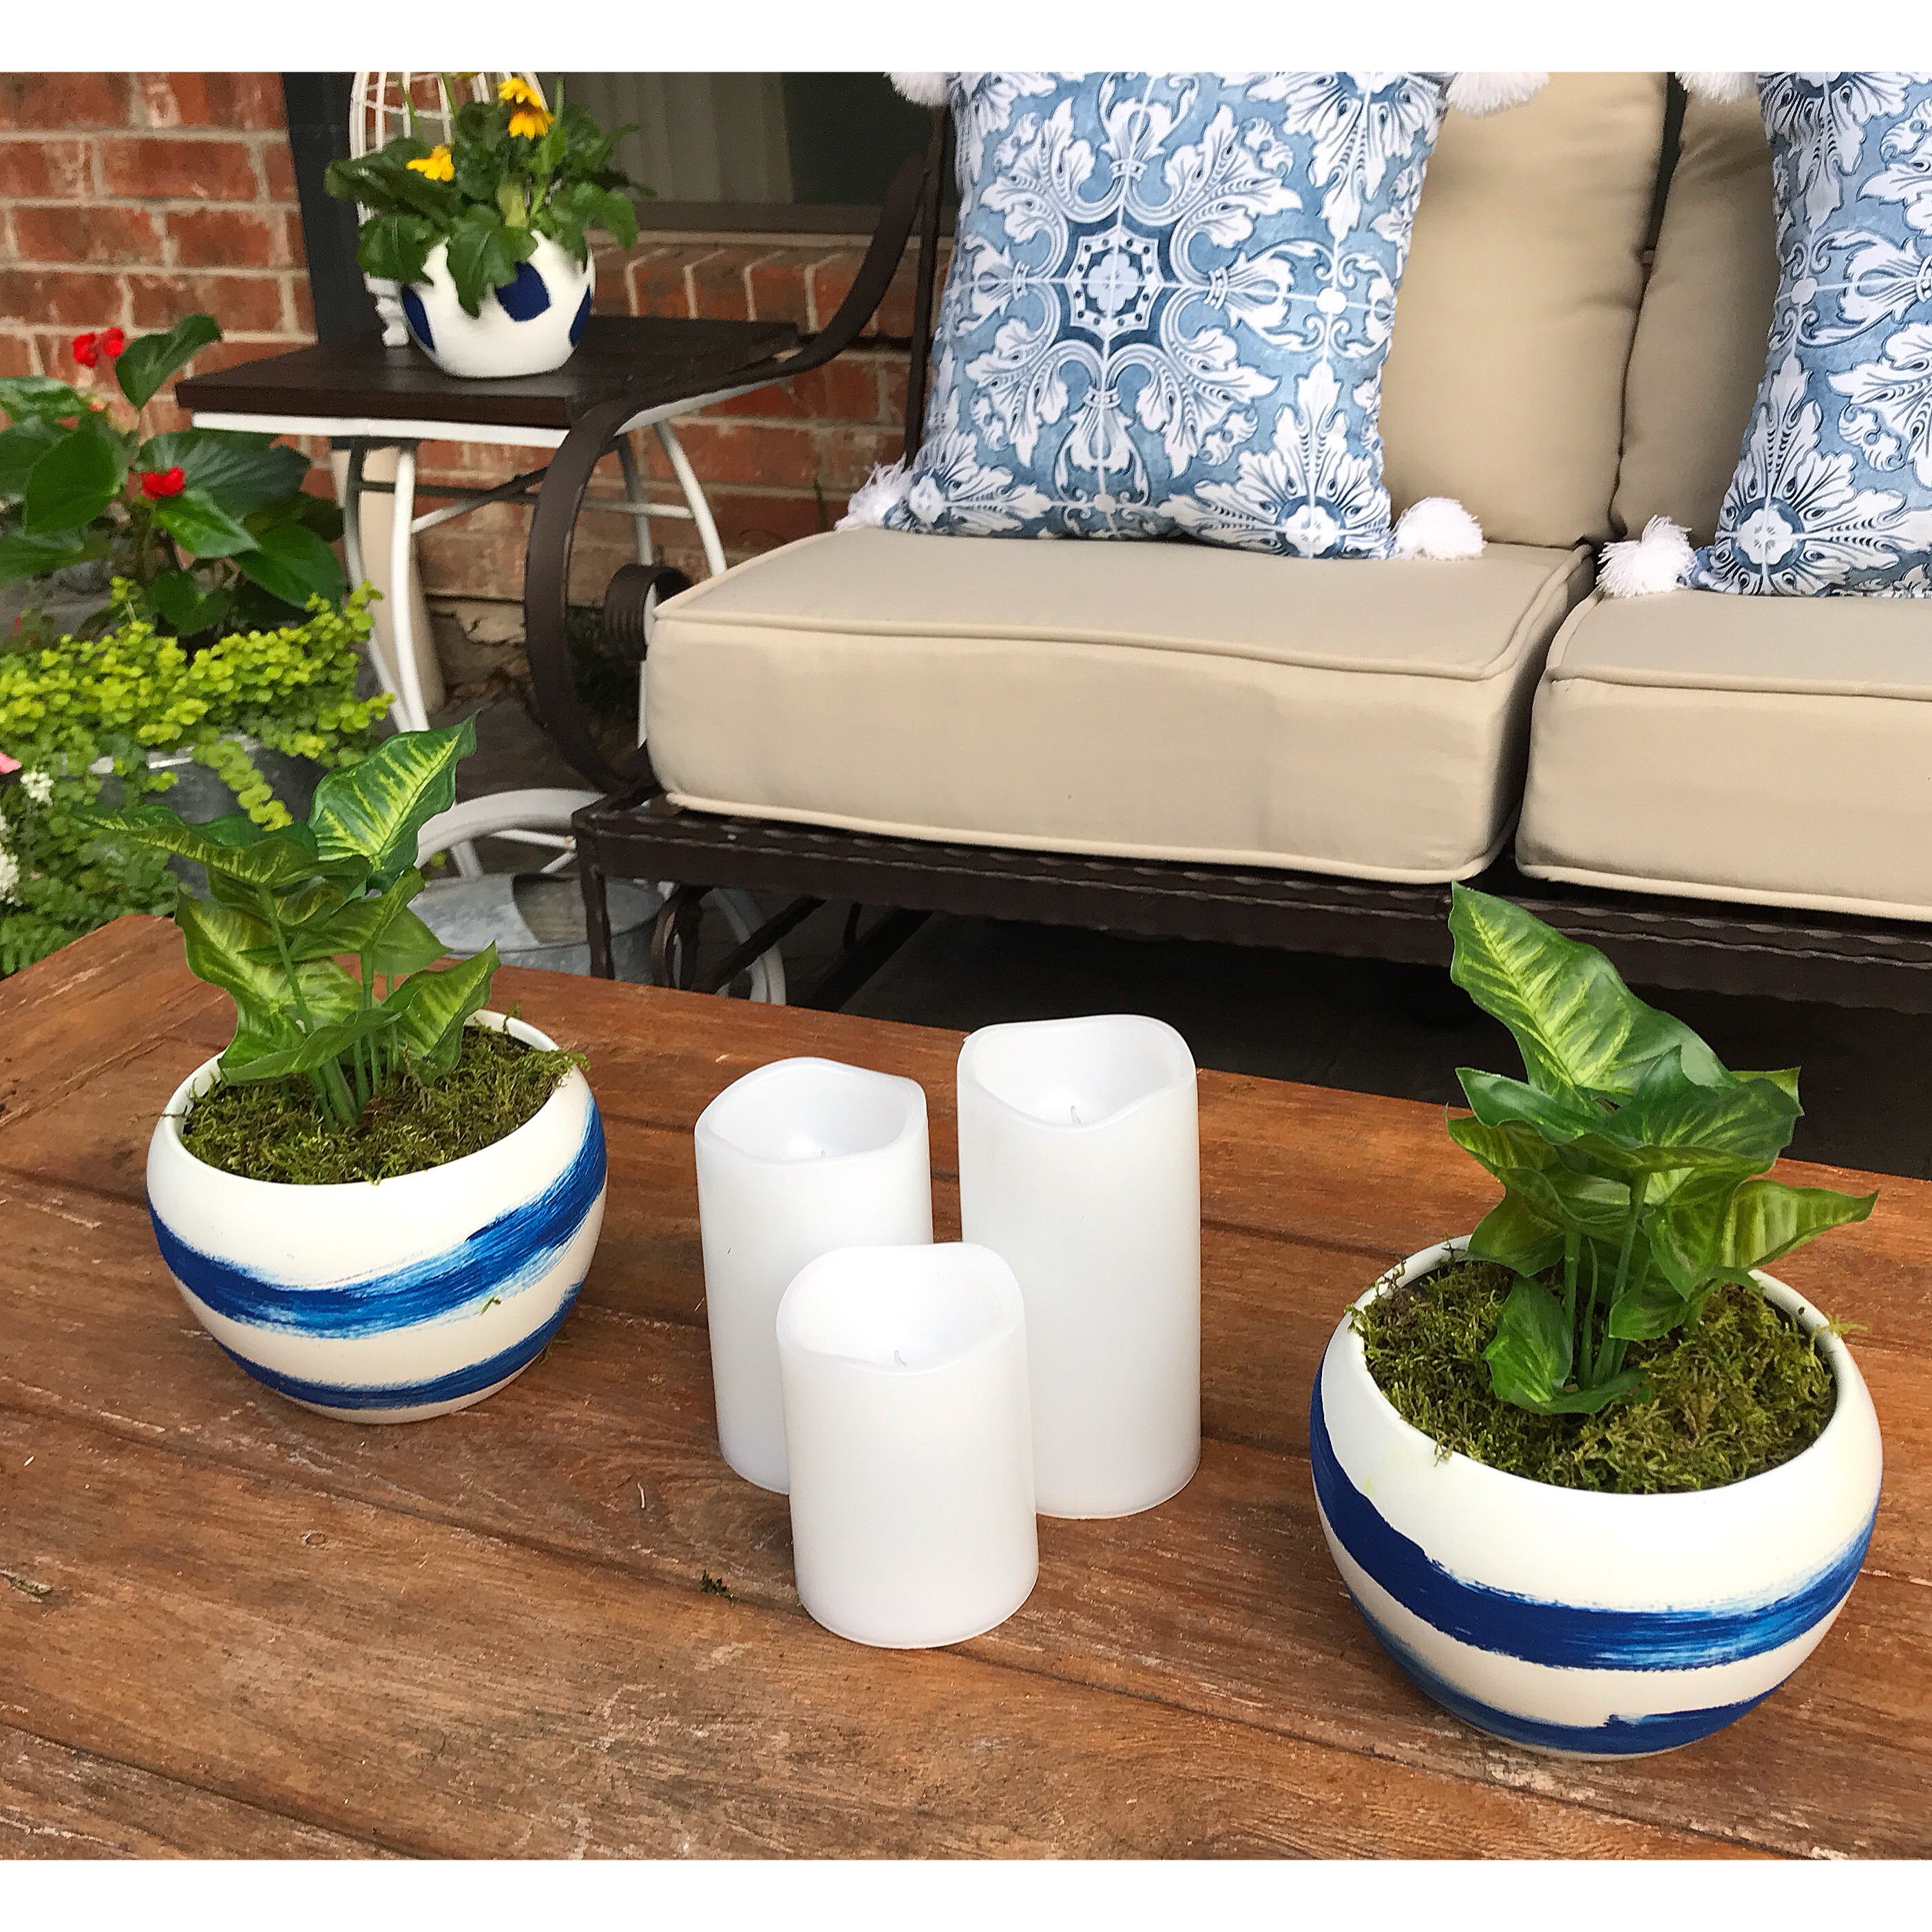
left=1595, top=1175, right=1649, bottom=1383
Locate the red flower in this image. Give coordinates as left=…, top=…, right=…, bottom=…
left=140, top=466, right=187, bottom=501
left=100, top=326, right=126, bottom=359
left=71, top=331, right=99, bottom=368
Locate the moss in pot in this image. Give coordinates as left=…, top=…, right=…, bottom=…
left=1311, top=885, right=1883, bottom=1756
left=86, top=720, right=606, bottom=1421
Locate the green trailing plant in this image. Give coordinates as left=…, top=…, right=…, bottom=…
left=0, top=315, right=346, bottom=639
left=1442, top=883, right=1876, bottom=1418
left=85, top=722, right=497, bottom=1130
left=0, top=589, right=390, bottom=974
left=325, top=77, right=641, bottom=317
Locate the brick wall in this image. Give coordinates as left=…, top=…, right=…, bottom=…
left=1, top=74, right=931, bottom=620
left=0, top=73, right=309, bottom=428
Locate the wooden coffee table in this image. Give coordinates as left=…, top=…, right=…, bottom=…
left=1, top=917, right=1926, bottom=1858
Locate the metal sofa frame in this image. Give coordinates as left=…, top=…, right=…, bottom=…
left=517, top=107, right=1932, bottom=1016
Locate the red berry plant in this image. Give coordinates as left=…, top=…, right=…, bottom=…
left=1, top=315, right=347, bottom=642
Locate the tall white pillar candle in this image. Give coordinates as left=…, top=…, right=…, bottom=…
left=694, top=1058, right=932, bottom=1492
left=777, top=1242, right=1038, bottom=1648
left=956, top=1014, right=1200, bottom=1518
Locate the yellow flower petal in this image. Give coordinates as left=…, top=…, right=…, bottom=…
left=507, top=106, right=553, bottom=141
left=406, top=144, right=454, bottom=180
left=498, top=76, right=542, bottom=107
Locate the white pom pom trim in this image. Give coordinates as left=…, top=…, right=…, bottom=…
left=1678, top=72, right=1757, bottom=104
left=1394, top=496, right=1484, bottom=560
left=1445, top=73, right=1549, bottom=116
left=1598, top=516, right=1694, bottom=598
left=888, top=74, right=950, bottom=108
left=836, top=459, right=912, bottom=531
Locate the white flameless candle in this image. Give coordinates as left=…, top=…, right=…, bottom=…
left=956, top=1014, right=1200, bottom=1518
left=694, top=1058, right=932, bottom=1492
left=777, top=1242, right=1038, bottom=1648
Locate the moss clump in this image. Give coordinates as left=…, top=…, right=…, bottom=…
left=1353, top=1259, right=1838, bottom=1494
left=179, top=1027, right=582, bottom=1185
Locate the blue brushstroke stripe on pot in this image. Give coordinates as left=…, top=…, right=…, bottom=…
left=149, top=1111, right=606, bottom=1336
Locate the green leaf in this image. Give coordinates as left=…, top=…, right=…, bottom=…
left=21, top=414, right=125, bottom=534
left=149, top=569, right=233, bottom=637
left=0, top=527, right=106, bottom=589
left=114, top=313, right=222, bottom=411
left=1447, top=883, right=1732, bottom=1099
left=1607, top=1274, right=1692, bottom=1341
left=1482, top=1276, right=1573, bottom=1411
left=222, top=1006, right=399, bottom=1084
left=0, top=376, right=96, bottom=421
left=180, top=897, right=360, bottom=1065
left=154, top=484, right=260, bottom=560
left=1457, top=1067, right=1606, bottom=1143
left=83, top=806, right=323, bottom=892
left=233, top=522, right=346, bottom=609
left=1465, top=1192, right=1566, bottom=1278
left=443, top=208, right=534, bottom=315
left=136, top=429, right=308, bottom=518
left=328, top=145, right=458, bottom=221
left=309, top=721, right=476, bottom=888
left=1444, top=1110, right=1561, bottom=1185
left=383, top=945, right=498, bottom=1077
left=1597, top=1050, right=1800, bottom=1175
left=1524, top=1369, right=1650, bottom=1416
left=1501, top=1162, right=1635, bottom=1243
left=355, top=210, right=437, bottom=287
left=1723, top=1177, right=1878, bottom=1274
left=0, top=417, right=62, bottom=499
left=284, top=868, right=446, bottom=975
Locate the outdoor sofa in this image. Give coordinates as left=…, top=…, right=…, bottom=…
left=525, top=77, right=1932, bottom=1012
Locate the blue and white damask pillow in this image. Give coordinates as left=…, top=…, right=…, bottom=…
left=1606, top=72, right=1932, bottom=598
left=843, top=74, right=1541, bottom=560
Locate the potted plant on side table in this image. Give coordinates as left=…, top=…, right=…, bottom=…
left=90, top=720, right=607, bottom=1421
left=1312, top=884, right=1882, bottom=1756
left=325, top=78, right=640, bottom=380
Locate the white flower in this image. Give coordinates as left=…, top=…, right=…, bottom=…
left=21, top=769, right=52, bottom=806
left=0, top=848, right=19, bottom=905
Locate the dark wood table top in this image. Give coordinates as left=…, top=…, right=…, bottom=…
left=176, top=316, right=800, bottom=432
left=1, top=916, right=1927, bottom=1858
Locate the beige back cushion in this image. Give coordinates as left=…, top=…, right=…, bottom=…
left=1381, top=73, right=1667, bottom=548
left=1611, top=92, right=1778, bottom=543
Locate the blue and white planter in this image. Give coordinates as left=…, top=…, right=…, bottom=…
left=400, top=233, right=594, bottom=380
left=147, top=1013, right=606, bottom=1422
left=1312, top=1237, right=1882, bottom=1757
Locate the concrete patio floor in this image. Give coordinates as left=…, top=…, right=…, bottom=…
left=447, top=689, right=1932, bottom=1182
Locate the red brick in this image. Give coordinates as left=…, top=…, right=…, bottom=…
left=744, top=249, right=815, bottom=328
left=687, top=249, right=753, bottom=322
left=703, top=355, right=888, bottom=424
left=0, top=267, right=126, bottom=329
left=138, top=74, right=285, bottom=132
left=660, top=421, right=823, bottom=490
left=262, top=138, right=297, bottom=204
left=290, top=274, right=313, bottom=336
left=0, top=138, right=93, bottom=198
left=0, top=74, right=129, bottom=132
left=100, top=136, right=260, bottom=202
left=624, top=247, right=693, bottom=320
left=12, top=204, right=160, bottom=266
left=0, top=331, right=39, bottom=377
left=818, top=426, right=903, bottom=492
left=804, top=250, right=865, bottom=335
left=167, top=207, right=288, bottom=269
left=709, top=488, right=838, bottom=553
left=125, top=272, right=195, bottom=328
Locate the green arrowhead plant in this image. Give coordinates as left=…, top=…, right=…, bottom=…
left=84, top=722, right=495, bottom=1128
left=1444, top=884, right=1876, bottom=1416
left=0, top=315, right=346, bottom=640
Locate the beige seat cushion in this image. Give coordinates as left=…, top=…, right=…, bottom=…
left=1381, top=72, right=1667, bottom=550
left=647, top=528, right=1592, bottom=883
left=1518, top=591, right=1932, bottom=920
left=1612, top=92, right=1778, bottom=543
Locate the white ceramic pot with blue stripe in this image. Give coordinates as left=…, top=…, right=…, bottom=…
left=147, top=1014, right=605, bottom=1422
left=400, top=233, right=594, bottom=380
left=1312, top=1237, right=1882, bottom=1756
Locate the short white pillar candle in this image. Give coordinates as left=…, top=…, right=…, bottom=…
left=694, top=1058, right=933, bottom=1492
left=956, top=1014, right=1200, bottom=1518
left=777, top=1242, right=1038, bottom=1648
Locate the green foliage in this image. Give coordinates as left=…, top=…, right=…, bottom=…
left=0, top=315, right=342, bottom=640
left=326, top=79, right=642, bottom=316
left=83, top=723, right=495, bottom=1129
left=1353, top=1259, right=1837, bottom=1494
left=1443, top=885, right=1876, bottom=1418
left=0, top=588, right=389, bottom=975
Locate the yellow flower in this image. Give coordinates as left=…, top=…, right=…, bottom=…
left=508, top=105, right=553, bottom=141
left=498, top=76, right=540, bottom=107
left=498, top=75, right=552, bottom=139
left=407, top=144, right=454, bottom=181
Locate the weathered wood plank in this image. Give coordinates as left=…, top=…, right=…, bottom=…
left=0, top=1404, right=1755, bottom=1860
left=0, top=1723, right=386, bottom=1858
left=1, top=1188, right=1922, bottom=1858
